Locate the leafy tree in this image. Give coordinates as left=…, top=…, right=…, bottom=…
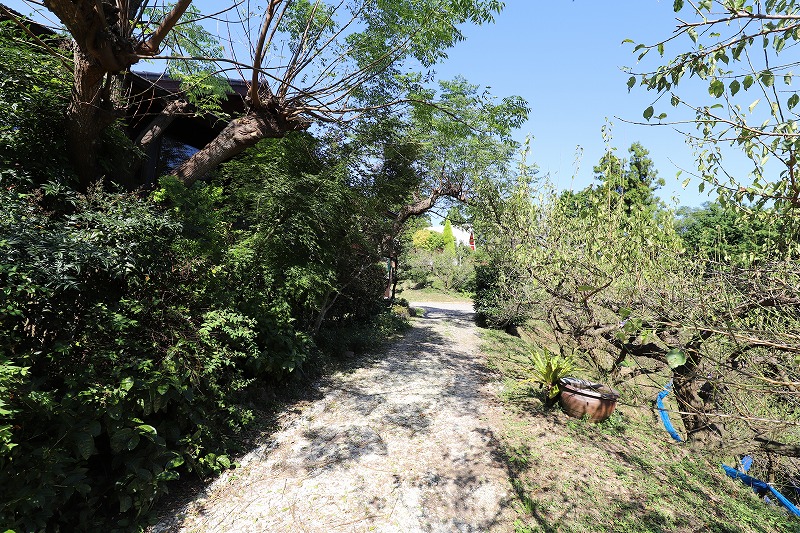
left=445, top=205, right=469, bottom=228
left=4, top=0, right=507, bottom=188
left=675, top=201, right=798, bottom=262
left=382, top=76, right=527, bottom=247
left=627, top=0, right=800, bottom=209
left=412, top=229, right=445, bottom=252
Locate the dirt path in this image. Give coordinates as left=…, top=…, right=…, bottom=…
left=153, top=301, right=516, bottom=532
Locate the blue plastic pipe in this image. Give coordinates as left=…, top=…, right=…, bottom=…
left=657, top=381, right=800, bottom=518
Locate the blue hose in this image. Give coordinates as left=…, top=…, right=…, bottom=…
left=656, top=381, right=684, bottom=442
left=658, top=381, right=800, bottom=518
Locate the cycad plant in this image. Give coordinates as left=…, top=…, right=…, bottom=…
left=525, top=347, right=582, bottom=401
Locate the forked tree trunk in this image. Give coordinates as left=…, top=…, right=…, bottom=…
left=672, top=353, right=724, bottom=445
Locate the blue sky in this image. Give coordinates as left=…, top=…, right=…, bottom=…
left=431, top=1, right=717, bottom=207
left=6, top=0, right=722, bottom=206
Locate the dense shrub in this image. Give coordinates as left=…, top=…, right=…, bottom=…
left=0, top=22, right=73, bottom=186
left=0, top=24, right=405, bottom=531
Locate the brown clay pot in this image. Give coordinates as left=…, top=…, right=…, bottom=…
left=559, top=380, right=620, bottom=422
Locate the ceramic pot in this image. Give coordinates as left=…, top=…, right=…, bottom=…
left=559, top=379, right=620, bottom=422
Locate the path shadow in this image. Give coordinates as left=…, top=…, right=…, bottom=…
left=149, top=301, right=513, bottom=531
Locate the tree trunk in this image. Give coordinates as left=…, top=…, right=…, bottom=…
left=173, top=108, right=309, bottom=186
left=67, top=46, right=121, bottom=189
left=672, top=354, right=724, bottom=445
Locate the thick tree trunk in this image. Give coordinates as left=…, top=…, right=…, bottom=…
left=135, top=99, right=190, bottom=150
left=173, top=108, right=310, bottom=186
left=42, top=0, right=191, bottom=186
left=67, top=47, right=121, bottom=189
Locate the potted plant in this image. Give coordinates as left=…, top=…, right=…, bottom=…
left=558, top=377, right=620, bottom=422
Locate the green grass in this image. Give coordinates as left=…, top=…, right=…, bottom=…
left=479, top=326, right=800, bottom=533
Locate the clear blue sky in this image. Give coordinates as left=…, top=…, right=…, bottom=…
left=6, top=0, right=721, bottom=206
left=431, top=0, right=717, bottom=207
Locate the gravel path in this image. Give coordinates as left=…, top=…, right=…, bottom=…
left=152, top=301, right=516, bottom=532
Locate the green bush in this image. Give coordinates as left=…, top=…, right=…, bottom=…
left=0, top=185, right=269, bottom=529
left=0, top=27, right=404, bottom=530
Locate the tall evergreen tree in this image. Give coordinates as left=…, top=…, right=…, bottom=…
left=443, top=219, right=456, bottom=255
left=592, top=142, right=664, bottom=214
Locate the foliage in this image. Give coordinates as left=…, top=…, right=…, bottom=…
left=525, top=348, right=582, bottom=400
left=591, top=141, right=665, bottom=215
left=400, top=230, right=475, bottom=294
left=0, top=132, right=402, bottom=531
left=0, top=22, right=73, bottom=186
left=474, top=137, right=800, bottom=500
left=675, top=201, right=800, bottom=263
left=471, top=144, right=546, bottom=328
left=627, top=0, right=800, bottom=209
left=0, top=185, right=205, bottom=530
left=16, top=0, right=512, bottom=186
left=148, top=4, right=233, bottom=114
left=442, top=219, right=456, bottom=254
left=412, top=228, right=445, bottom=251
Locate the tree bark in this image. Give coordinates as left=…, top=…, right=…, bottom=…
left=67, top=46, right=121, bottom=188
left=381, top=182, right=468, bottom=256
left=173, top=107, right=310, bottom=186
left=42, top=0, right=193, bottom=186
left=672, top=353, right=725, bottom=445
left=135, top=99, right=190, bottom=149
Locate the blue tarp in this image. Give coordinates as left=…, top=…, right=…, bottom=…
left=657, top=381, right=800, bottom=518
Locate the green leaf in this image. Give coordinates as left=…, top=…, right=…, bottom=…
left=760, top=70, right=775, bottom=87
left=658, top=42, right=665, bottom=56
left=688, top=28, right=698, bottom=43
left=73, top=432, right=95, bottom=460
left=110, top=428, right=134, bottom=452
left=743, top=75, right=754, bottom=90
left=671, top=94, right=680, bottom=106
left=119, top=495, right=132, bottom=513
left=709, top=79, right=725, bottom=98
left=789, top=94, right=799, bottom=110
left=666, top=348, right=687, bottom=369
left=119, top=377, right=134, bottom=392
left=166, top=455, right=184, bottom=469
left=643, top=106, right=654, bottom=120
left=576, top=284, right=595, bottom=292
left=137, top=424, right=157, bottom=436
left=730, top=79, right=740, bottom=96
left=674, top=0, right=684, bottom=11
left=627, top=76, right=636, bottom=91
left=785, top=73, right=793, bottom=85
